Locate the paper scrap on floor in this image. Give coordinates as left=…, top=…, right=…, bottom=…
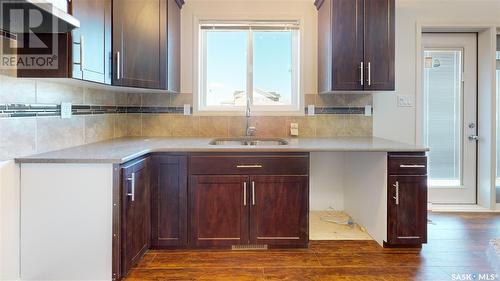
left=310, top=210, right=372, bottom=240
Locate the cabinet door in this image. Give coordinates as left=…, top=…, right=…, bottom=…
left=151, top=154, right=187, bottom=248
left=121, top=157, right=151, bottom=276
left=113, top=0, right=161, bottom=88
left=363, top=0, right=395, bottom=91
left=71, top=0, right=111, bottom=84
left=330, top=0, right=364, bottom=91
left=249, top=176, right=309, bottom=247
left=160, top=0, right=181, bottom=92
left=189, top=175, right=249, bottom=247
left=387, top=175, right=427, bottom=245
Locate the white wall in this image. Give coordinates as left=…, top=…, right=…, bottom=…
left=0, top=161, right=20, bottom=281
left=310, top=152, right=345, bottom=210
left=374, top=0, right=500, bottom=144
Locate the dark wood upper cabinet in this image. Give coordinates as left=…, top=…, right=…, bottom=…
left=249, top=175, right=309, bottom=247
left=151, top=154, right=188, bottom=248
left=121, top=157, right=151, bottom=277
left=189, top=175, right=250, bottom=247
left=316, top=0, right=395, bottom=92
left=113, top=0, right=183, bottom=90
left=71, top=0, right=112, bottom=84
left=386, top=154, right=428, bottom=247
left=363, top=0, right=395, bottom=91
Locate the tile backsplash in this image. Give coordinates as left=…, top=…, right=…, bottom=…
left=0, top=75, right=373, bottom=160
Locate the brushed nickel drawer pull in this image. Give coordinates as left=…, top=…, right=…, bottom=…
left=236, top=164, right=263, bottom=169
left=126, top=173, right=135, bottom=202
left=399, top=164, right=426, bottom=168
left=393, top=181, right=399, bottom=205
left=243, top=182, right=247, bottom=206
left=252, top=181, right=256, bottom=206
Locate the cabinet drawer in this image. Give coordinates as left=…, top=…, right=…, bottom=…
left=388, top=156, right=427, bottom=176
left=190, top=153, right=309, bottom=175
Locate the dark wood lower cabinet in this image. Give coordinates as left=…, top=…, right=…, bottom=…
left=250, top=176, right=309, bottom=247
left=121, top=157, right=151, bottom=277
left=387, top=175, right=427, bottom=246
left=151, top=154, right=188, bottom=248
left=189, top=175, right=249, bottom=247
left=386, top=153, right=428, bottom=247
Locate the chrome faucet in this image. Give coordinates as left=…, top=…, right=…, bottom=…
left=246, top=96, right=256, bottom=137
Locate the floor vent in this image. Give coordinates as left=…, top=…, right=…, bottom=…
left=231, top=244, right=268, bottom=251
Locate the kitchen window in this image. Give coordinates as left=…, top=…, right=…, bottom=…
left=197, top=21, right=301, bottom=113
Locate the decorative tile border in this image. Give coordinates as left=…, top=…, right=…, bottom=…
left=0, top=103, right=372, bottom=118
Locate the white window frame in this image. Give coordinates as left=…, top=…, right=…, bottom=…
left=196, top=20, right=301, bottom=115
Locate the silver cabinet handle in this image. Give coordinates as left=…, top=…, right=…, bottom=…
left=400, top=164, right=425, bottom=168
left=80, top=35, right=84, bottom=71
left=126, top=173, right=135, bottom=202
left=393, top=181, right=399, bottom=205
left=236, top=164, right=263, bottom=169
left=367, top=62, right=371, bottom=86
left=243, top=182, right=247, bottom=206
left=468, top=135, right=479, bottom=141
left=116, top=51, right=121, bottom=80
left=360, top=62, right=364, bottom=86
left=251, top=181, right=255, bottom=206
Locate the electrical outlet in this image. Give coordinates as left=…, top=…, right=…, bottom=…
left=61, top=102, right=72, bottom=119
left=397, top=95, right=413, bottom=107
left=307, top=105, right=315, bottom=116
left=290, top=123, right=299, bottom=136
left=183, top=104, right=191, bottom=115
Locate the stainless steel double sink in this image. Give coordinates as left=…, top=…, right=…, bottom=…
left=209, top=137, right=289, bottom=146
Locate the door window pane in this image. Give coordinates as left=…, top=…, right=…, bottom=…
left=253, top=31, right=293, bottom=106
left=205, top=31, right=248, bottom=107
left=423, top=50, right=463, bottom=187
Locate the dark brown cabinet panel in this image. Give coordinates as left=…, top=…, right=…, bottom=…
left=113, top=0, right=182, bottom=90
left=71, top=0, right=111, bottom=84
left=386, top=153, right=427, bottom=247
left=249, top=176, right=309, bottom=247
left=113, top=0, right=161, bottom=88
left=189, top=175, right=249, bottom=247
left=387, top=176, right=427, bottom=246
left=151, top=154, right=188, bottom=248
left=363, top=0, right=395, bottom=91
left=121, top=157, right=151, bottom=277
left=316, top=0, right=394, bottom=92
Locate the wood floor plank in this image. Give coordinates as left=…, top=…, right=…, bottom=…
left=124, top=212, right=500, bottom=280
left=126, top=268, right=265, bottom=281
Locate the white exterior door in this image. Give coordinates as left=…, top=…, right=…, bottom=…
left=422, top=33, right=478, bottom=204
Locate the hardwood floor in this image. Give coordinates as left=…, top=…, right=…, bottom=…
left=125, top=212, right=500, bottom=280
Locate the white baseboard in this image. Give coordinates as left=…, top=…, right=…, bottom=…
left=430, top=203, right=500, bottom=212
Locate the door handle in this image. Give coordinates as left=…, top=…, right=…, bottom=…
left=393, top=181, right=399, bottom=205
left=468, top=135, right=479, bottom=141
left=367, top=62, right=372, bottom=86
left=116, top=51, right=121, bottom=80
left=251, top=181, right=256, bottom=206
left=80, top=35, right=84, bottom=71
left=243, top=182, right=247, bottom=206
left=126, top=173, right=135, bottom=202
left=359, top=62, right=364, bottom=86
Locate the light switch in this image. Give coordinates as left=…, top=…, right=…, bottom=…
left=61, top=102, right=72, bottom=119
left=397, top=95, right=413, bottom=107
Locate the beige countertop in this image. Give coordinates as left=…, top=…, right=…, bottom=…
left=15, top=137, right=428, bottom=164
